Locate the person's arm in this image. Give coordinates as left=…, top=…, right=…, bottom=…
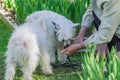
left=74, top=26, right=89, bottom=43
left=81, top=4, right=94, bottom=28
left=84, top=0, right=120, bottom=47
left=74, top=4, right=94, bottom=43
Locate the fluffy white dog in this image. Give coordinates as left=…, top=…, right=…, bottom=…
left=5, top=10, right=78, bottom=80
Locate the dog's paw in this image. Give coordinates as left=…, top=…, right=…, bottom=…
left=43, top=69, right=53, bottom=75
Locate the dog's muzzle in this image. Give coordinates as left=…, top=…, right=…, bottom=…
left=63, top=38, right=75, bottom=48
left=63, top=40, right=70, bottom=48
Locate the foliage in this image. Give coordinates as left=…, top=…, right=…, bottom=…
left=107, top=48, right=120, bottom=80
left=0, top=18, right=12, bottom=80
left=2, top=0, right=90, bottom=29
left=2, top=0, right=15, bottom=9
left=77, top=46, right=120, bottom=80
left=77, top=45, right=107, bottom=80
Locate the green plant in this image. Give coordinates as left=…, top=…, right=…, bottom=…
left=13, top=0, right=89, bottom=26
left=107, top=48, right=120, bottom=80
left=76, top=45, right=120, bottom=80
left=2, top=0, right=15, bottom=9
left=77, top=45, right=106, bottom=80
left=0, top=19, right=12, bottom=80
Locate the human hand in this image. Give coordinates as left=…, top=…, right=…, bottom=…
left=62, top=43, right=85, bottom=56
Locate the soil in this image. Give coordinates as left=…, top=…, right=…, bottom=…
left=0, top=1, right=16, bottom=23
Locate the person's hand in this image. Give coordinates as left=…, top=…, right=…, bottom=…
left=62, top=43, right=85, bottom=56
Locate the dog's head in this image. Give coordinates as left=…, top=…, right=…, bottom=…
left=52, top=21, right=79, bottom=46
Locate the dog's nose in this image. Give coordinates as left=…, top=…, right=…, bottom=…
left=63, top=40, right=71, bottom=48
left=64, top=43, right=70, bottom=48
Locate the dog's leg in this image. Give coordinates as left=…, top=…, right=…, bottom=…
left=49, top=48, right=56, bottom=63
left=22, top=66, right=33, bottom=80
left=22, top=61, right=38, bottom=80
left=5, top=57, right=16, bottom=80
left=22, top=55, right=39, bottom=80
left=40, top=52, right=53, bottom=75
left=57, top=47, right=67, bottom=63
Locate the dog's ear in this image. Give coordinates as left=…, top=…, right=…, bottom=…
left=52, top=21, right=60, bottom=31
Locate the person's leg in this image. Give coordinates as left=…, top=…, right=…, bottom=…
left=107, top=36, right=120, bottom=51
left=96, top=43, right=108, bottom=58
left=93, top=29, right=108, bottom=58
left=107, top=35, right=120, bottom=57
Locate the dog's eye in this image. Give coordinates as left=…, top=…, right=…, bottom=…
left=73, top=26, right=76, bottom=30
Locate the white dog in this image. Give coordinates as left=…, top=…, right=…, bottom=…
left=26, top=10, right=79, bottom=63
left=5, top=10, right=78, bottom=80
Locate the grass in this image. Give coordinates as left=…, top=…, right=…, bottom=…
left=0, top=17, right=12, bottom=80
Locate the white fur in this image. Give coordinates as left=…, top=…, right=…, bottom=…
left=5, top=10, right=77, bottom=80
